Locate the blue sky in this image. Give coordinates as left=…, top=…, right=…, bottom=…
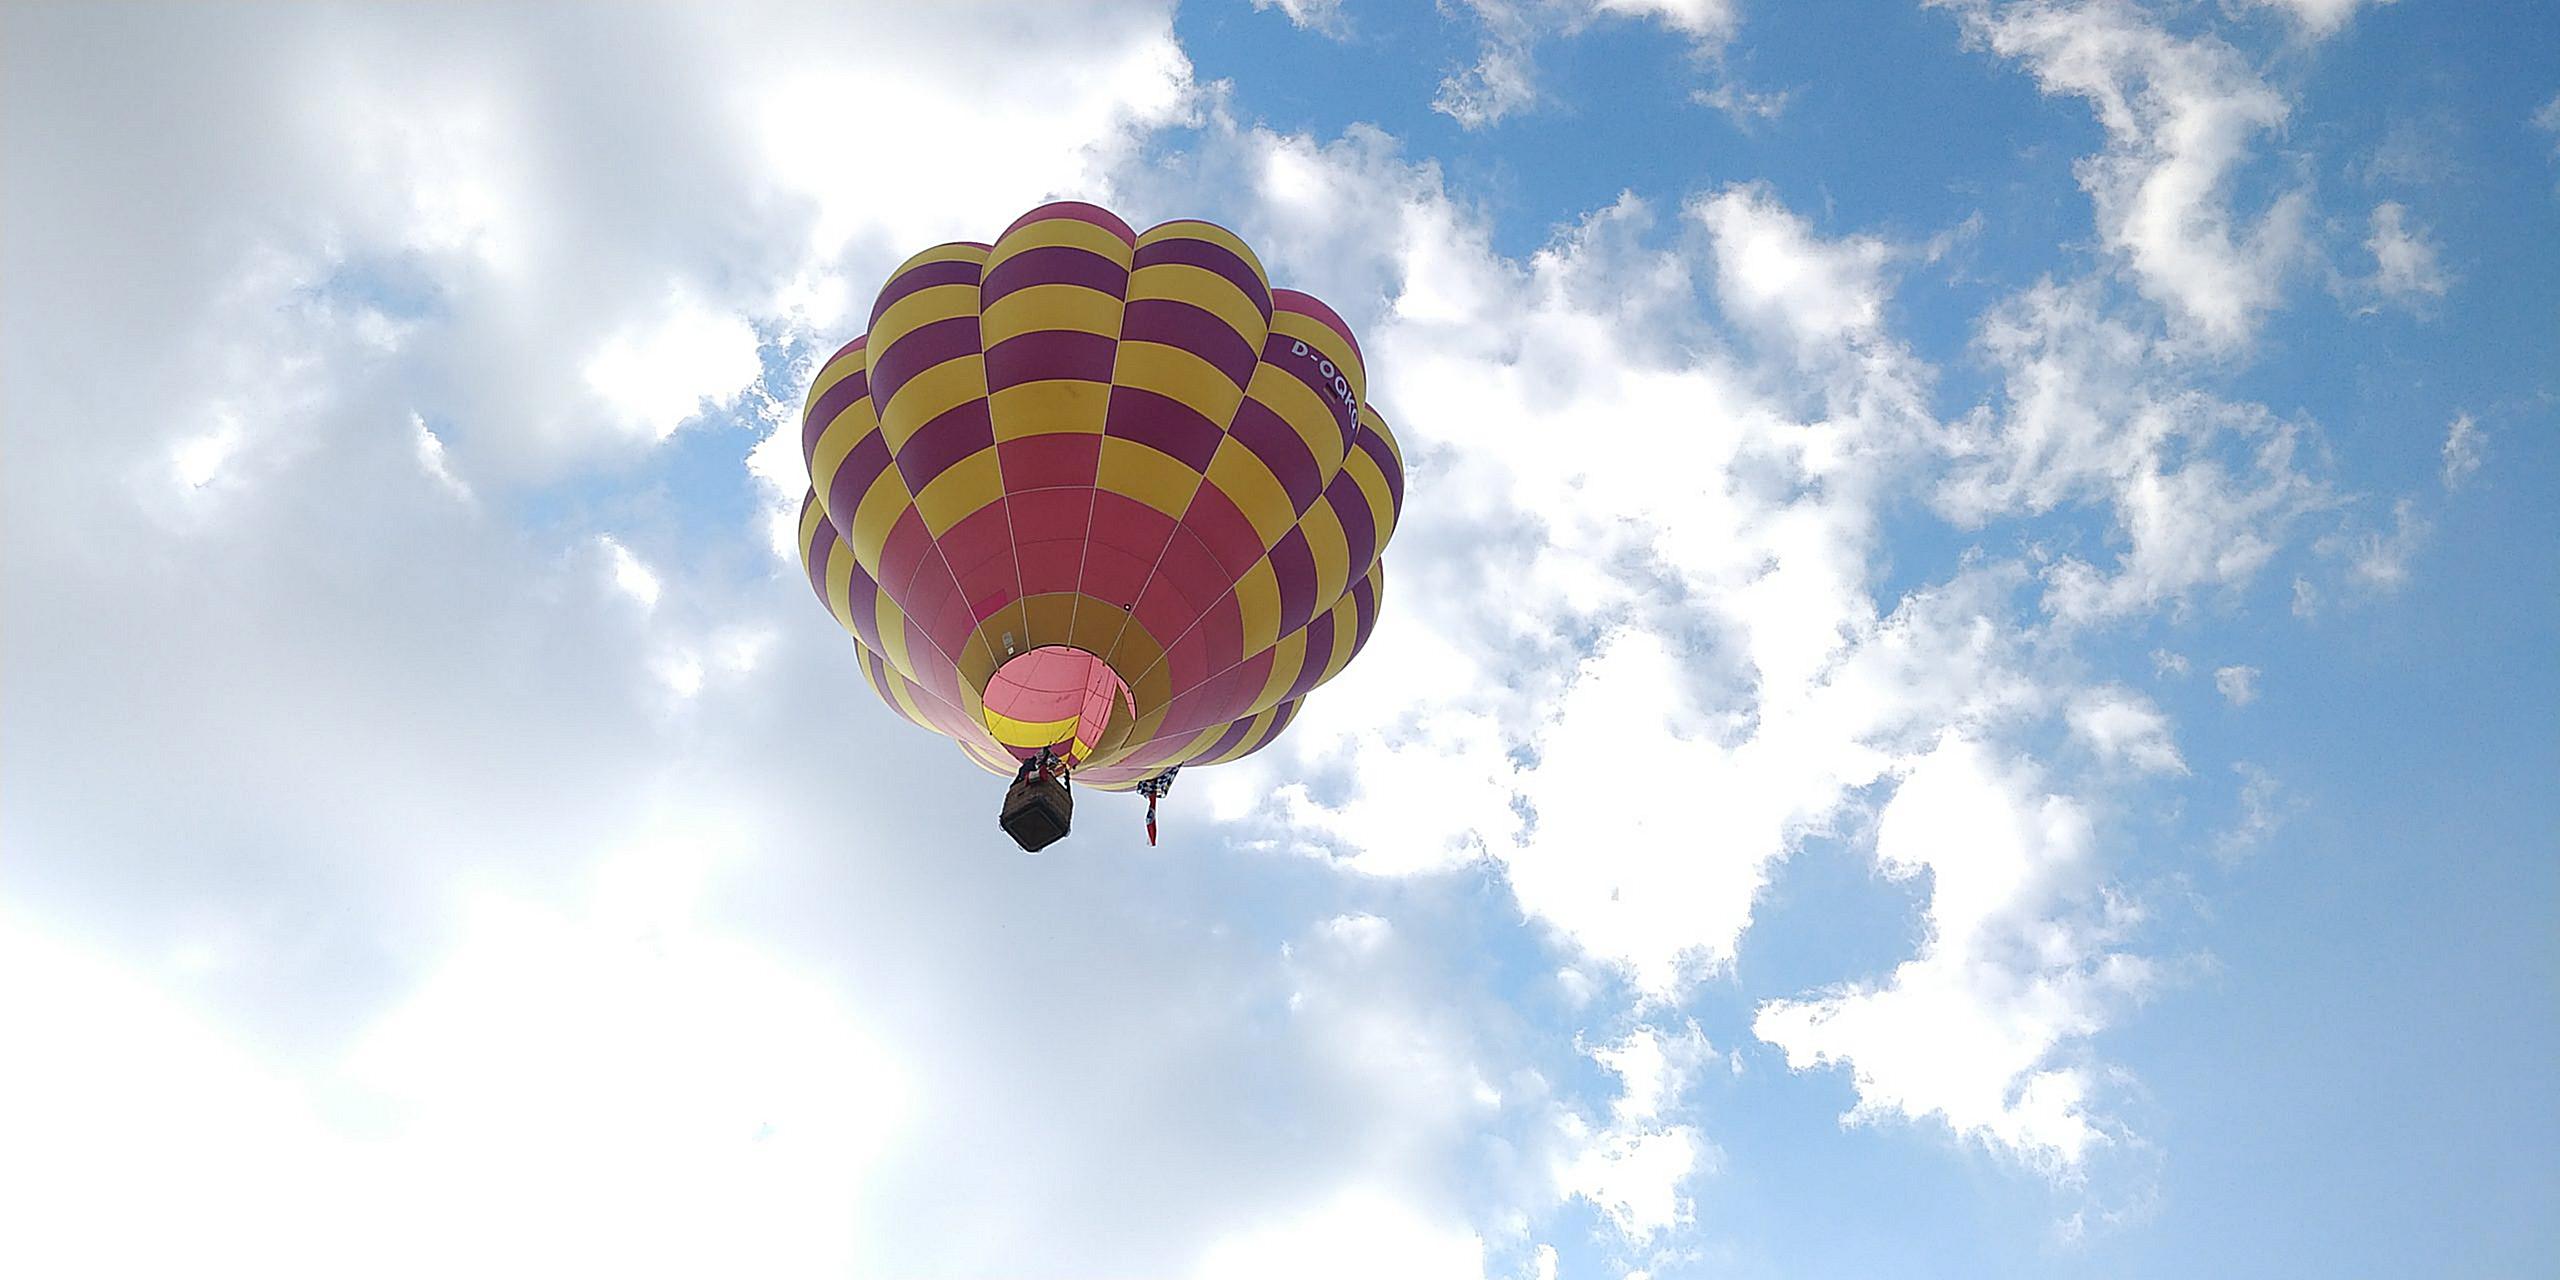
left=3, top=2, right=2553, bottom=1277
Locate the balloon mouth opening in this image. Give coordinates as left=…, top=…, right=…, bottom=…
left=980, top=646, right=1133, bottom=764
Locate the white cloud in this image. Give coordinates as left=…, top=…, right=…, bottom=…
left=1242, top=909, right=1708, bottom=1272
left=2213, top=664, right=2260, bottom=706
left=2068, top=686, right=2186, bottom=773
left=15, top=1, right=1195, bottom=491
left=1430, top=0, right=1743, bottom=129
left=0, top=855, right=908, bottom=1280
left=1435, top=38, right=1541, bottom=129
left=1183, top=138, right=2166, bottom=1170
left=2291, top=573, right=2320, bottom=618
left=2441, top=412, right=2484, bottom=490
left=1593, top=0, right=1740, bottom=43
left=1557, top=967, right=1600, bottom=1008
left=2215, top=761, right=2289, bottom=858
left=599, top=534, right=664, bottom=609
left=411, top=413, right=471, bottom=499
left=713, top=625, right=777, bottom=678
left=1279, top=911, right=1508, bottom=1132
left=1555, top=1023, right=1713, bottom=1242
left=1505, top=632, right=1784, bottom=993
left=1694, top=79, right=1792, bottom=124
left=1264, top=712, right=1520, bottom=876
left=654, top=648, right=708, bottom=698
left=582, top=291, right=762, bottom=441
left=1149, top=130, right=2185, bottom=1204
left=2360, top=114, right=2459, bottom=187
left=1592, top=1022, right=1701, bottom=1126
left=1195, top=1188, right=1487, bottom=1280
left=336, top=852, right=911, bottom=1277
left=1559, top=1125, right=1705, bottom=1245
left=2149, top=648, right=2189, bottom=678
left=1609, top=0, right=1769, bottom=126
left=2358, top=201, right=2449, bottom=308
left=0, top=911, right=349, bottom=1278
left=1251, top=0, right=1350, bottom=37
left=1939, top=278, right=2324, bottom=625
left=1691, top=183, right=1894, bottom=347
left=171, top=414, right=246, bottom=490
left=1755, top=735, right=2150, bottom=1169
left=2245, top=0, right=2395, bottom=39
left=746, top=394, right=815, bottom=560
left=2335, top=496, right=2426, bottom=592
left=1937, top=0, right=2308, bottom=347
left=748, top=10, right=1193, bottom=263
left=1149, top=151, right=2186, bottom=1217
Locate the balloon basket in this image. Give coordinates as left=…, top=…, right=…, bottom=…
left=999, top=773, right=1074, bottom=852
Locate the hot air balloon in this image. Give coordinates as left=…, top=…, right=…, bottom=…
left=795, top=201, right=1404, bottom=851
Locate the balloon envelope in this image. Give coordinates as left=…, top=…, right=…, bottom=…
left=796, top=201, right=1403, bottom=788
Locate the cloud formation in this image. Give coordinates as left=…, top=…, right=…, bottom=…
left=2441, top=413, right=2484, bottom=490
left=2214, top=664, right=2262, bottom=706
left=1756, top=735, right=2150, bottom=1168
left=1937, top=0, right=2309, bottom=347
left=2357, top=201, right=2451, bottom=309
left=1432, top=0, right=1746, bottom=128
left=2246, top=0, right=2396, bottom=40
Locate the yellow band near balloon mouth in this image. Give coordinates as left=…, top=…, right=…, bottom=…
left=983, top=709, right=1091, bottom=759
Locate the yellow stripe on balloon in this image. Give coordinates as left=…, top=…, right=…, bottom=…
left=1096, top=436, right=1202, bottom=522
left=1249, top=627, right=1307, bottom=716
left=980, top=283, right=1123, bottom=346
left=1194, top=703, right=1290, bottom=768
left=882, top=668, right=938, bottom=734
left=1126, top=264, right=1267, bottom=349
left=1111, top=340, right=1247, bottom=427
left=868, top=281, right=981, bottom=355
left=959, top=740, right=1016, bottom=776
left=808, top=401, right=872, bottom=508
left=796, top=493, right=828, bottom=563
left=1300, top=499, right=1353, bottom=617
left=874, top=590, right=917, bottom=681
left=913, top=448, right=1004, bottom=536
left=1360, top=404, right=1404, bottom=477
left=1245, top=362, right=1351, bottom=486
left=1230, top=557, right=1283, bottom=656
left=1144, top=719, right=1242, bottom=772
left=824, top=540, right=859, bottom=632
left=1318, top=590, right=1362, bottom=685
left=984, top=707, right=1082, bottom=751
left=805, top=346, right=869, bottom=414
left=847, top=467, right=911, bottom=577
left=876, top=356, right=987, bottom=453
left=1204, top=436, right=1297, bottom=547
left=990, top=380, right=1111, bottom=440
left=985, top=216, right=1135, bottom=274
left=1340, top=437, right=1397, bottom=567
left=856, top=649, right=939, bottom=737
left=1140, top=221, right=1269, bottom=288
left=889, top=241, right=993, bottom=273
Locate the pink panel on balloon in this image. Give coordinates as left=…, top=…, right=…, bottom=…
left=980, top=646, right=1131, bottom=761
